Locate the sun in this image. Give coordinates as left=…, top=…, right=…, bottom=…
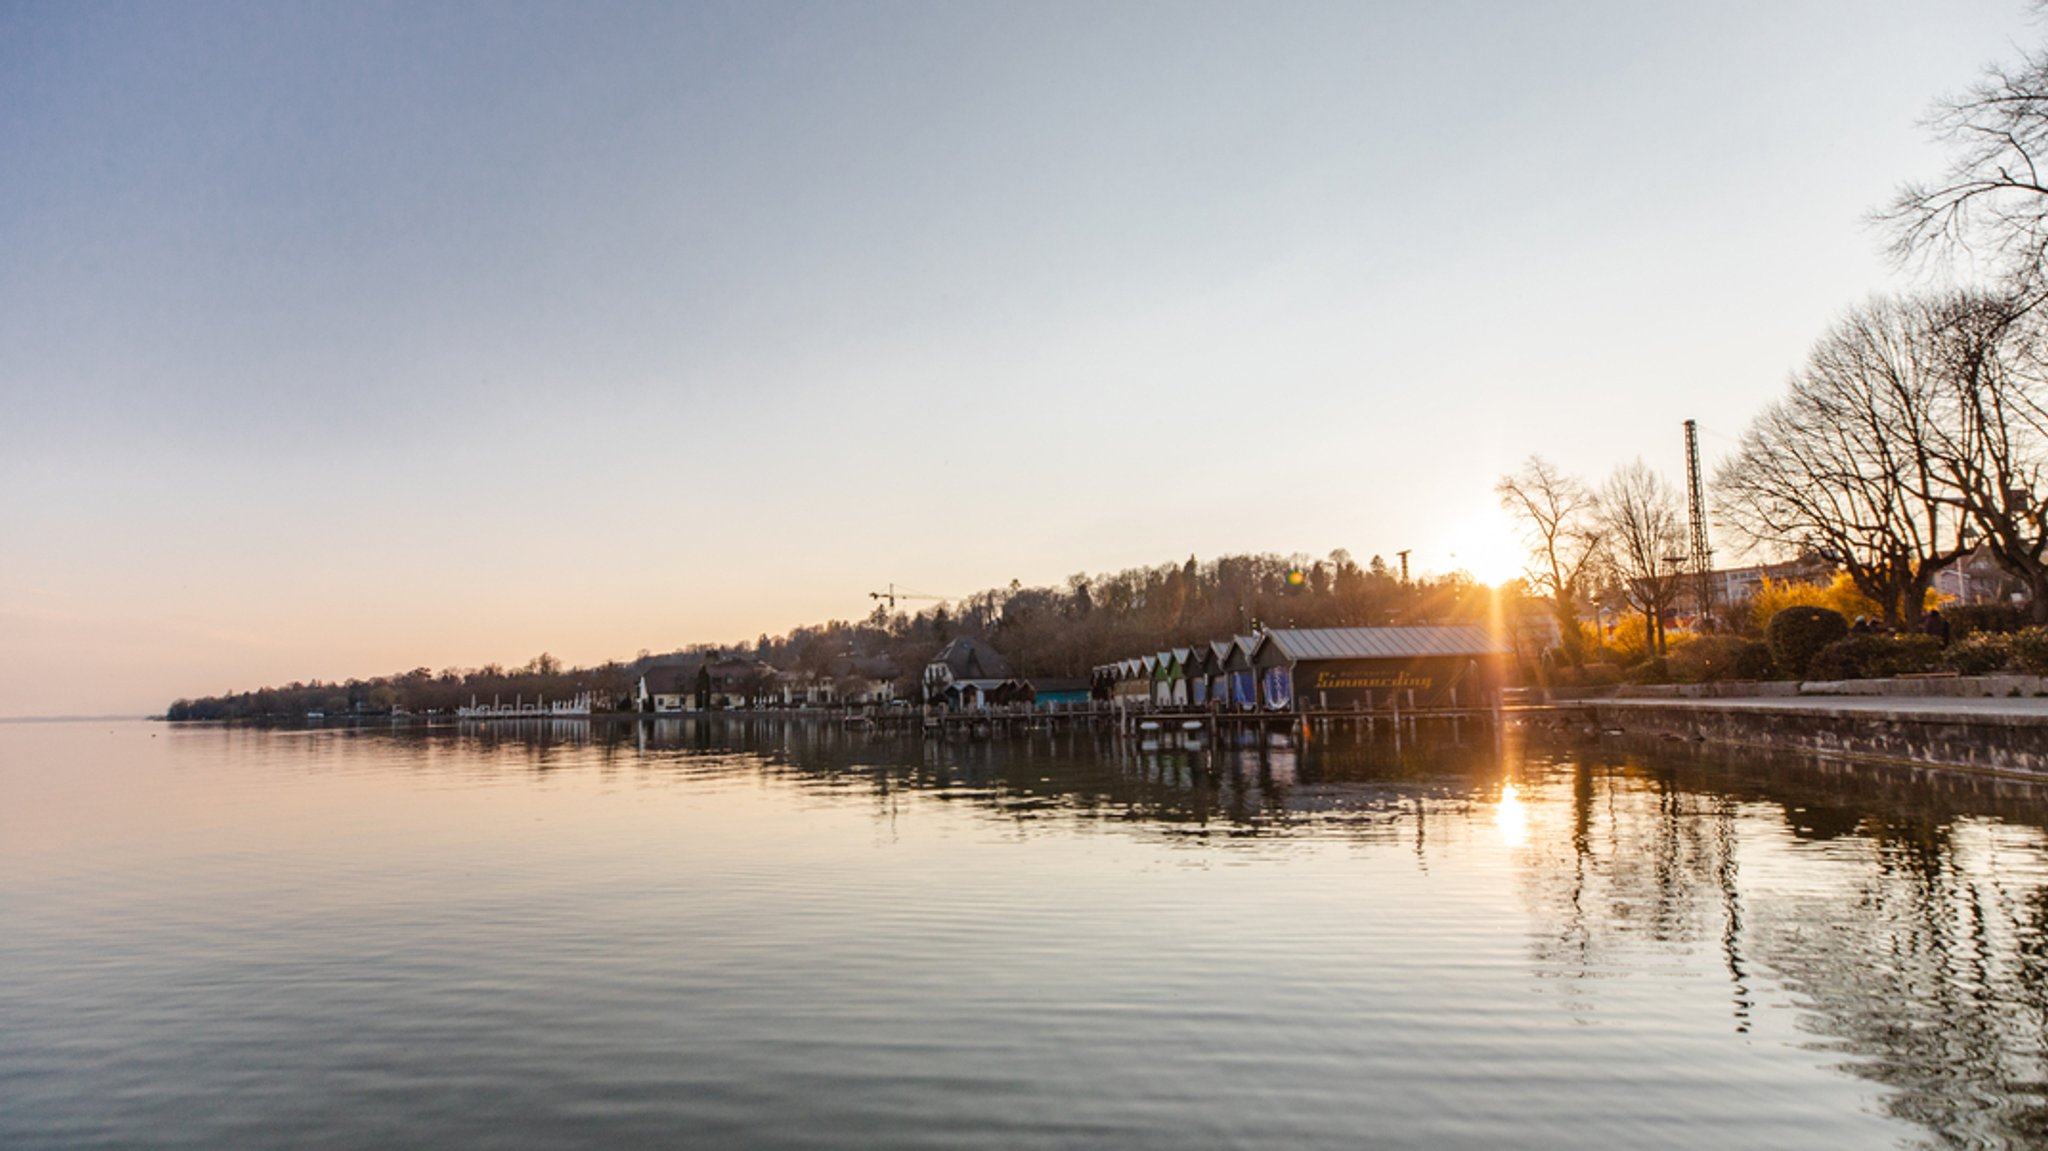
left=1438, top=510, right=1526, bottom=586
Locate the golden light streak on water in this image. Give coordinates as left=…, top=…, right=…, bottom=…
left=1496, top=780, right=1528, bottom=848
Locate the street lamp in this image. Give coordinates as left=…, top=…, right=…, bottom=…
left=1659, top=555, right=1689, bottom=654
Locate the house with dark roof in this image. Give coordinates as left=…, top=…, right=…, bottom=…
left=922, top=637, right=1016, bottom=709
left=705, top=658, right=779, bottom=709
left=636, top=659, right=706, bottom=713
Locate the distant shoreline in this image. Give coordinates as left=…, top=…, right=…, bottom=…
left=0, top=714, right=153, bottom=724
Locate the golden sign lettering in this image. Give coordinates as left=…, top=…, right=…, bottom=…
left=1309, top=670, right=1435, bottom=691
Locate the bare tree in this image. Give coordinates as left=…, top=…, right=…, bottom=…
left=1598, top=460, right=1687, bottom=655
left=1497, top=456, right=1604, bottom=667
left=1917, top=291, right=2048, bottom=620
left=1884, top=43, right=2048, bottom=287
left=1717, top=297, right=1973, bottom=627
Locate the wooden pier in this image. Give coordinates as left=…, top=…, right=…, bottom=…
left=853, top=701, right=1510, bottom=742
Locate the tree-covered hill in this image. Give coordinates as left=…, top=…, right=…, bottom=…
left=165, top=548, right=1493, bottom=719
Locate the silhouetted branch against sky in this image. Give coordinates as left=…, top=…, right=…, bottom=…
left=1885, top=18, right=2048, bottom=285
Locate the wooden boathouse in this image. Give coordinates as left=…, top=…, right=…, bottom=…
left=873, top=626, right=1513, bottom=740
left=1248, top=626, right=1509, bottom=713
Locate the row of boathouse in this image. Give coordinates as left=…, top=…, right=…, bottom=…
left=1089, top=626, right=1511, bottom=714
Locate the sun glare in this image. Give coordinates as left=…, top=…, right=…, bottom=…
left=1443, top=512, right=1526, bottom=587
left=1496, top=781, right=1528, bottom=848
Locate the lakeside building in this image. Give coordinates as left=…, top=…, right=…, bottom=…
left=1222, top=635, right=1258, bottom=708
left=457, top=691, right=594, bottom=718
left=634, top=656, right=780, bottom=711
left=637, top=661, right=703, bottom=713
left=923, top=636, right=1016, bottom=710
left=1933, top=545, right=2025, bottom=605
left=1095, top=626, right=1509, bottom=712
left=835, top=656, right=903, bottom=705
left=1026, top=677, right=1092, bottom=708
left=1626, top=548, right=2027, bottom=638
left=1251, top=626, right=1509, bottom=711
left=778, top=656, right=902, bottom=707
left=1100, top=658, right=1151, bottom=705
left=1704, top=554, right=1833, bottom=612
left=1184, top=645, right=1216, bottom=706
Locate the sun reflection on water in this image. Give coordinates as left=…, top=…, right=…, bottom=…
left=1496, top=780, right=1527, bottom=847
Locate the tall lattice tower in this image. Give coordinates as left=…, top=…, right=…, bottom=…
left=1685, top=419, right=1714, bottom=626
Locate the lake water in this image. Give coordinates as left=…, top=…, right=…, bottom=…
left=6, top=716, right=2048, bottom=1149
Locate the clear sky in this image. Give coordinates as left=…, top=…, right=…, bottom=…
left=0, top=0, right=2032, bottom=717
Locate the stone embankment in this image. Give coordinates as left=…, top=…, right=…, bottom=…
left=1533, top=675, right=2048, bottom=777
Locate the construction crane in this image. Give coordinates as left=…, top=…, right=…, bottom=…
left=868, top=583, right=952, bottom=610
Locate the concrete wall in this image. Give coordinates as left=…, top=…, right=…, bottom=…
left=1558, top=674, right=2048, bottom=702
left=1588, top=699, right=2048, bottom=778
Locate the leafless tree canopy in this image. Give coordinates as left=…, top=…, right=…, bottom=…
left=1885, top=46, right=2048, bottom=286
left=1497, top=455, right=1604, bottom=663
left=1716, top=292, right=2048, bottom=624
left=1598, top=460, right=1686, bottom=654
left=1920, top=291, right=2048, bottom=614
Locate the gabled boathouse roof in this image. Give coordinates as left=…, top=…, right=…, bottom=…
left=1254, top=626, right=1508, bottom=662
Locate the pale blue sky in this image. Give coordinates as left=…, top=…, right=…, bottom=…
left=0, top=0, right=2030, bottom=715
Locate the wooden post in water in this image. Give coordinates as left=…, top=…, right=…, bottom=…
left=1492, top=687, right=1505, bottom=755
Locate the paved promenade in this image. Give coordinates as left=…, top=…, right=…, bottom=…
left=1595, top=694, right=2048, bottom=722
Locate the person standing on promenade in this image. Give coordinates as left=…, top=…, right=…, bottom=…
left=1922, top=609, right=1952, bottom=646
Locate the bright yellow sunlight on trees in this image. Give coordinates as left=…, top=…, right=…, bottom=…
left=1744, top=575, right=1884, bottom=632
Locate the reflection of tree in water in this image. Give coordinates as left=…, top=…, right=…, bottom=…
left=1515, top=732, right=2048, bottom=1148
left=1509, top=744, right=1741, bottom=1018
left=396, top=717, right=2048, bottom=1145
left=1749, top=818, right=2048, bottom=1148
left=466, top=715, right=1517, bottom=843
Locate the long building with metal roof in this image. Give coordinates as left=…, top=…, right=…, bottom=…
left=1250, top=626, right=1507, bottom=662
left=1095, top=625, right=1507, bottom=712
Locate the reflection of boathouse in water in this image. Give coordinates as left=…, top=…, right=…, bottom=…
left=1097, top=626, right=1508, bottom=713
left=456, top=692, right=593, bottom=718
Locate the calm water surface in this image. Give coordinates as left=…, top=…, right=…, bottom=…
left=6, top=717, right=2048, bottom=1149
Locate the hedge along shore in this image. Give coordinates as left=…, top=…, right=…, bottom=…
left=1532, top=676, right=2048, bottom=777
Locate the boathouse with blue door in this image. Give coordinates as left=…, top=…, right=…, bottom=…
left=1185, top=645, right=1214, bottom=706
left=1222, top=635, right=1259, bottom=710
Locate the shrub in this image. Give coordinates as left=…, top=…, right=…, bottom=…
left=1767, top=606, right=1849, bottom=679
left=1667, top=635, right=1774, bottom=682
left=1805, top=637, right=1867, bottom=681
left=1946, top=602, right=2028, bottom=637
left=2012, top=627, right=2048, bottom=675
left=1587, top=617, right=1652, bottom=666
left=1578, top=662, right=1624, bottom=687
left=1732, top=640, right=1775, bottom=680
left=1628, top=656, right=1671, bottom=684
left=1944, top=631, right=2014, bottom=675
left=1808, top=634, right=1944, bottom=680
